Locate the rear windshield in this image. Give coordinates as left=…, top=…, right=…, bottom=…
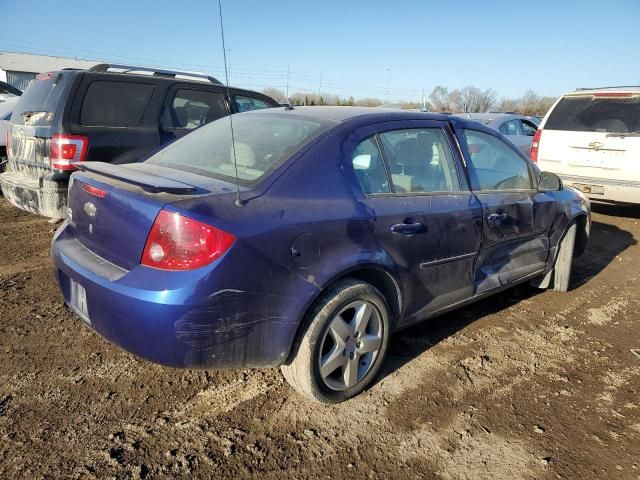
left=545, top=95, right=640, bottom=133
left=10, top=72, right=70, bottom=127
left=146, top=112, right=332, bottom=185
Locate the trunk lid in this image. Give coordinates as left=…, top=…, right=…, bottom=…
left=538, top=93, right=640, bottom=180
left=67, top=163, right=237, bottom=270
left=6, top=71, right=73, bottom=177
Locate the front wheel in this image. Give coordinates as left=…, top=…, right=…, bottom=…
left=281, top=279, right=391, bottom=403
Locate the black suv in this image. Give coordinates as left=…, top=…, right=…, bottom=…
left=1, top=64, right=278, bottom=218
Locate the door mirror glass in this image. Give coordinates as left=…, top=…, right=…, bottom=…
left=352, top=154, right=372, bottom=169
left=538, top=171, right=562, bottom=191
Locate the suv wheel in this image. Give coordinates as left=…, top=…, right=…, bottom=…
left=281, top=279, right=390, bottom=403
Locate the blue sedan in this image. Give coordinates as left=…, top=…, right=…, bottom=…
left=52, top=107, right=590, bottom=403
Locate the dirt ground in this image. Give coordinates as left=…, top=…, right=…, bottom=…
left=0, top=197, right=639, bottom=480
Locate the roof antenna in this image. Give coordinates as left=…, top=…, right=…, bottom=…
left=217, top=0, right=244, bottom=207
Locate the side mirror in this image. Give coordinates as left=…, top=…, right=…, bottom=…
left=538, top=171, right=563, bottom=192
left=352, top=154, right=372, bottom=169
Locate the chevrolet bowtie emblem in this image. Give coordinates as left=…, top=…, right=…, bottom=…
left=588, top=141, right=604, bottom=151
left=84, top=202, right=97, bottom=217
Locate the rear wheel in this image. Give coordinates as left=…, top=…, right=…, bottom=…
left=281, top=279, right=390, bottom=403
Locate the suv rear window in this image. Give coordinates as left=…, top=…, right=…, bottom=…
left=545, top=94, right=640, bottom=133
left=146, top=112, right=331, bottom=185
left=80, top=81, right=154, bottom=127
left=11, top=72, right=71, bottom=126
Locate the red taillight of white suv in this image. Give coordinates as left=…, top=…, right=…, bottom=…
left=50, top=134, right=89, bottom=170
left=530, top=129, right=542, bottom=163
left=141, top=210, right=236, bottom=270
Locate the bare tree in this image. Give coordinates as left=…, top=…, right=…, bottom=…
left=355, top=98, right=383, bottom=107
left=477, top=88, right=497, bottom=113
left=262, top=88, right=287, bottom=103
left=448, top=89, right=463, bottom=112
left=429, top=86, right=450, bottom=112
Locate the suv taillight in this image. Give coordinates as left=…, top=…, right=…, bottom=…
left=141, top=210, right=236, bottom=271
left=5, top=131, right=10, bottom=159
left=50, top=134, right=88, bottom=170
left=530, top=129, right=542, bottom=163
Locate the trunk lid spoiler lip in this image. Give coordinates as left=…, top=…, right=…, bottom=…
left=74, top=162, right=199, bottom=194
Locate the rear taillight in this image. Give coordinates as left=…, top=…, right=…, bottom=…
left=530, top=129, right=542, bottom=163
left=141, top=210, right=236, bottom=271
left=4, top=131, right=10, bottom=159
left=50, top=134, right=88, bottom=170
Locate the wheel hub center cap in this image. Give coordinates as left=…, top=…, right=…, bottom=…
left=345, top=338, right=357, bottom=353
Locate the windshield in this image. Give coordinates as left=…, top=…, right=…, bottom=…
left=146, top=112, right=332, bottom=185
left=545, top=94, right=640, bottom=133
left=10, top=72, right=70, bottom=127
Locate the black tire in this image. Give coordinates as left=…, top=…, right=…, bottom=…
left=281, top=279, right=391, bottom=403
left=552, top=222, right=577, bottom=292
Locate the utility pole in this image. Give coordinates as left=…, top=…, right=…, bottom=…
left=385, top=68, right=391, bottom=101
left=286, top=65, right=290, bottom=102
left=422, top=87, right=426, bottom=110
left=318, top=68, right=323, bottom=96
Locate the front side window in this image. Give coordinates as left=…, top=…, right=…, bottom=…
left=463, top=129, right=532, bottom=191
left=379, top=128, right=460, bottom=193
left=351, top=137, right=391, bottom=194
left=162, top=89, right=227, bottom=131
left=521, top=119, right=538, bottom=136
left=81, top=81, right=154, bottom=127
left=235, top=95, right=273, bottom=112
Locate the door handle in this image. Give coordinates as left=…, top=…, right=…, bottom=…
left=487, top=212, right=508, bottom=224
left=390, top=222, right=424, bottom=235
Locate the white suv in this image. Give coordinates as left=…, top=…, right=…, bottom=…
left=532, top=87, right=640, bottom=204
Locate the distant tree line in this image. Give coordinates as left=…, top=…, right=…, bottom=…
left=263, top=86, right=556, bottom=115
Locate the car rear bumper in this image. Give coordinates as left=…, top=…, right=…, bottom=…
left=560, top=174, right=640, bottom=205
left=51, top=223, right=313, bottom=369
left=0, top=170, right=67, bottom=218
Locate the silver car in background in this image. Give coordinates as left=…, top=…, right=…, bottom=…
left=455, top=113, right=539, bottom=155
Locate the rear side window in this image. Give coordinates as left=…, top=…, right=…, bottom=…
left=498, top=120, right=521, bottom=136
left=379, top=128, right=460, bottom=193
left=81, top=81, right=154, bottom=127
left=545, top=95, right=640, bottom=133
left=463, top=129, right=532, bottom=191
left=162, top=89, right=227, bottom=131
left=234, top=95, right=273, bottom=112
left=11, top=72, right=71, bottom=126
left=351, top=137, right=391, bottom=194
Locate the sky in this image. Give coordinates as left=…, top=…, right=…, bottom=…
left=3, top=0, right=639, bottom=102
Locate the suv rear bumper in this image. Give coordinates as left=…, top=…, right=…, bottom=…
left=0, top=170, right=67, bottom=218
left=560, top=174, right=640, bottom=205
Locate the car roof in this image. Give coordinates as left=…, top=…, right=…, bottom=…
left=453, top=112, right=528, bottom=125
left=565, top=86, right=640, bottom=96
left=54, top=68, right=276, bottom=101
left=243, top=105, right=454, bottom=124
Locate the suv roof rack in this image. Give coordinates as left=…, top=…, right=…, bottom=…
left=575, top=85, right=640, bottom=91
left=89, top=63, right=222, bottom=85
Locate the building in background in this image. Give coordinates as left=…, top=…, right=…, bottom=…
left=0, top=51, right=98, bottom=91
